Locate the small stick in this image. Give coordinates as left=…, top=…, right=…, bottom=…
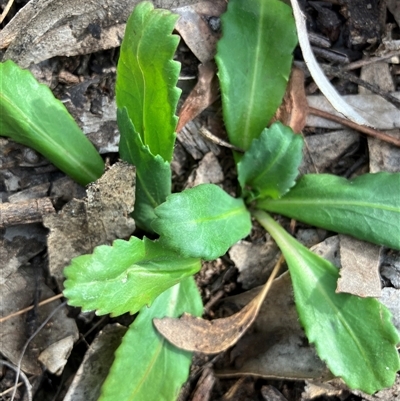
left=308, top=106, right=400, bottom=148
left=198, top=126, right=244, bottom=153
left=0, top=293, right=64, bottom=323
left=0, top=360, right=32, bottom=401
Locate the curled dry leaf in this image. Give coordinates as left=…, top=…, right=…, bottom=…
left=174, top=0, right=227, bottom=64
left=177, top=62, right=219, bottom=132
left=273, top=66, right=308, bottom=133
left=153, top=256, right=284, bottom=353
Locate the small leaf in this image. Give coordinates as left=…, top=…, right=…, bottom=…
left=257, top=173, right=400, bottom=250
left=0, top=60, right=104, bottom=185
left=99, top=277, right=203, bottom=401
left=254, top=210, right=400, bottom=394
left=63, top=237, right=200, bottom=316
left=238, top=122, right=303, bottom=201
left=116, top=1, right=180, bottom=162
left=215, top=0, right=297, bottom=152
left=118, top=108, right=171, bottom=230
left=152, top=184, right=252, bottom=260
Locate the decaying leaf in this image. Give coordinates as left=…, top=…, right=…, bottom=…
left=273, top=66, right=308, bottom=133
left=0, top=0, right=200, bottom=67
left=177, top=62, right=219, bottom=132
left=337, top=235, right=382, bottom=298
left=154, top=256, right=284, bottom=353
left=43, top=162, right=135, bottom=287
left=174, top=0, right=227, bottom=64
left=216, top=272, right=330, bottom=380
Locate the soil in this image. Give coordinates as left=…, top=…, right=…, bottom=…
left=1, top=1, right=400, bottom=401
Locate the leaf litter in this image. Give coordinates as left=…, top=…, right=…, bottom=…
left=0, top=0, right=398, bottom=400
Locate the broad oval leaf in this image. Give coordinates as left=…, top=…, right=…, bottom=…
left=152, top=184, right=252, bottom=260
left=118, top=108, right=171, bottom=231
left=215, top=0, right=297, bottom=152
left=99, top=277, right=203, bottom=401
left=63, top=236, right=200, bottom=316
left=116, top=1, right=180, bottom=162
left=254, top=211, right=400, bottom=394
left=257, top=173, right=400, bottom=250
left=0, top=60, right=104, bottom=185
left=238, top=122, right=303, bottom=201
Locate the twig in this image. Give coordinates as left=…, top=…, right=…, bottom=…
left=322, top=65, right=400, bottom=110
left=0, top=360, right=32, bottom=401
left=0, top=0, right=15, bottom=24
left=0, top=293, right=64, bottom=323
left=308, top=106, right=400, bottom=148
left=198, top=126, right=244, bottom=153
left=342, top=51, right=400, bottom=71
left=11, top=301, right=67, bottom=401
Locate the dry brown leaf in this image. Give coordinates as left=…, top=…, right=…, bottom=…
left=174, top=0, right=227, bottom=64
left=337, top=235, right=382, bottom=298
left=273, top=66, right=309, bottom=133
left=43, top=162, right=136, bottom=287
left=0, top=0, right=200, bottom=67
left=153, top=256, right=284, bottom=354
left=177, top=62, right=219, bottom=132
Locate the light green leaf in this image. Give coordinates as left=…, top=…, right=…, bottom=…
left=152, top=184, right=252, bottom=260
left=99, top=277, right=203, bottom=401
left=215, top=0, right=297, bottom=152
left=257, top=173, right=400, bottom=250
left=254, top=210, right=400, bottom=394
left=0, top=60, right=104, bottom=185
left=116, top=1, right=180, bottom=162
left=63, top=236, right=200, bottom=317
left=238, top=122, right=303, bottom=201
left=118, top=107, right=171, bottom=230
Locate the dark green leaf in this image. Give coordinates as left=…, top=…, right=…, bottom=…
left=238, top=122, right=303, bottom=201
left=254, top=210, right=400, bottom=394
left=257, top=173, right=400, bottom=250
left=118, top=107, right=171, bottom=230
left=0, top=60, right=104, bottom=185
left=63, top=236, right=200, bottom=316
left=116, top=1, right=180, bottom=162
left=215, top=0, right=297, bottom=152
left=152, top=184, right=252, bottom=260
left=99, top=277, right=203, bottom=401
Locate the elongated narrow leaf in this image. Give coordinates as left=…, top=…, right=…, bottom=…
left=215, top=0, right=297, bottom=152
left=63, top=236, right=200, bottom=316
left=238, top=122, right=303, bottom=201
left=257, top=173, right=400, bottom=250
left=254, top=210, right=400, bottom=394
left=152, top=184, right=252, bottom=260
left=116, top=1, right=180, bottom=162
left=118, top=107, right=171, bottom=230
left=99, top=277, right=203, bottom=401
left=0, top=60, right=104, bottom=185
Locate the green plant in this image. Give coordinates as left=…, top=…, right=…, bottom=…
left=1, top=0, right=399, bottom=399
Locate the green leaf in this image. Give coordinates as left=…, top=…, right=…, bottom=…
left=63, top=236, right=200, bottom=317
left=254, top=210, right=400, bottom=394
left=257, top=173, right=400, bottom=250
left=116, top=1, right=180, bottom=162
left=238, top=122, right=303, bottom=201
left=0, top=60, right=104, bottom=186
left=152, top=184, right=252, bottom=260
left=99, top=277, right=203, bottom=401
left=215, top=0, right=297, bottom=152
left=118, top=107, right=171, bottom=230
